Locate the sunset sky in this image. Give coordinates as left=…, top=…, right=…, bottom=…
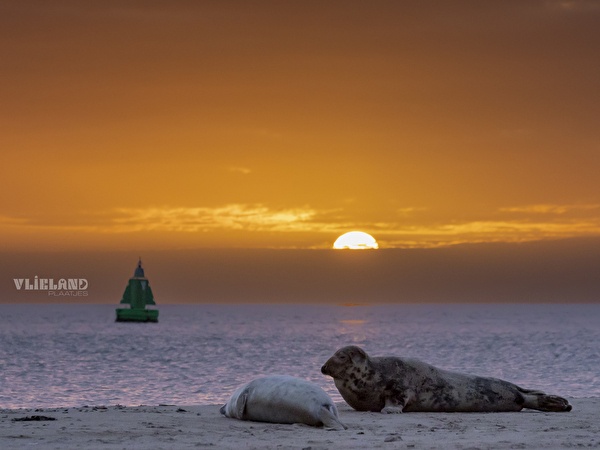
left=1, top=1, right=599, bottom=303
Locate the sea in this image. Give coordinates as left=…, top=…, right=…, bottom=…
left=0, top=303, right=598, bottom=409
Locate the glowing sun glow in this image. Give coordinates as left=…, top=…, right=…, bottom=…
left=333, top=231, right=379, bottom=250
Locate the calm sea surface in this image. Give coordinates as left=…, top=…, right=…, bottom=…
left=0, top=303, right=598, bottom=409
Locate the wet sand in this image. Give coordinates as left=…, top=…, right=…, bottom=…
left=1, top=398, right=598, bottom=449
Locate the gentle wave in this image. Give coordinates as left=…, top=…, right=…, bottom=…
left=0, top=303, right=598, bottom=408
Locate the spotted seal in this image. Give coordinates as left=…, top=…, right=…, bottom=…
left=220, top=375, right=347, bottom=429
left=321, top=346, right=572, bottom=413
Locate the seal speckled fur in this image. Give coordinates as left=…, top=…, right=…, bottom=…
left=322, top=346, right=572, bottom=413
left=220, top=375, right=346, bottom=429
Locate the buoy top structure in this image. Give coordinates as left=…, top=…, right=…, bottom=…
left=133, top=259, right=145, bottom=278
left=115, top=258, right=159, bottom=323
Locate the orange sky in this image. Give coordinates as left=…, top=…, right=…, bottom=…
left=1, top=1, right=600, bottom=252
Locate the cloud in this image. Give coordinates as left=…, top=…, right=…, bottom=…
left=111, top=204, right=324, bottom=233
left=396, top=207, right=429, bottom=216
left=550, top=0, right=600, bottom=12
left=499, top=204, right=600, bottom=215
left=3, top=203, right=600, bottom=250
left=380, top=221, right=600, bottom=248
left=227, top=166, right=252, bottom=175
left=0, top=215, right=28, bottom=225
left=368, top=203, right=600, bottom=247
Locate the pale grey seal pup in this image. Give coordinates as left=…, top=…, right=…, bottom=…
left=321, top=346, right=572, bottom=413
left=220, top=375, right=346, bottom=429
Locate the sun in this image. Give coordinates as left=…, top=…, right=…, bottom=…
left=333, top=231, right=379, bottom=250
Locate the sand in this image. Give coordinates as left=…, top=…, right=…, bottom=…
left=1, top=399, right=598, bottom=449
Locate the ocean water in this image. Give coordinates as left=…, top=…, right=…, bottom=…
left=0, top=303, right=598, bottom=409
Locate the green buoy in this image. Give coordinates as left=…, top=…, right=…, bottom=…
left=116, top=258, right=159, bottom=322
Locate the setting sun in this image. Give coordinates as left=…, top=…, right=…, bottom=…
left=333, top=231, right=379, bottom=250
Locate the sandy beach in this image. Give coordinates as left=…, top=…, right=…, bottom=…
left=1, top=398, right=597, bottom=449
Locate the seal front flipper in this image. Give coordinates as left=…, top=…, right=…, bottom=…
left=381, top=405, right=403, bottom=414
left=381, top=395, right=409, bottom=414
left=318, top=404, right=347, bottom=430
left=220, top=386, right=249, bottom=419
left=235, top=389, right=250, bottom=418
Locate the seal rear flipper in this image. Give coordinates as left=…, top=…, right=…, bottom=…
left=520, top=389, right=572, bottom=412
left=318, top=404, right=347, bottom=430
left=534, top=394, right=572, bottom=412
